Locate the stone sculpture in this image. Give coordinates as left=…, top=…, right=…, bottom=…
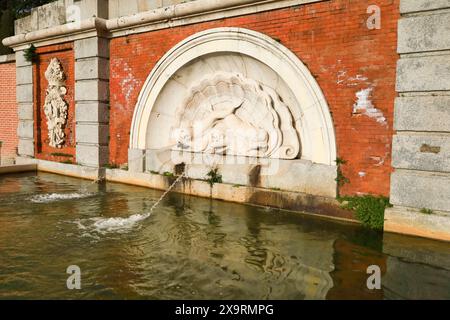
left=171, top=72, right=300, bottom=159
left=43, top=58, right=68, bottom=148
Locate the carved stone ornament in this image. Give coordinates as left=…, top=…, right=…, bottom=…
left=171, top=72, right=300, bottom=159
left=43, top=58, right=68, bottom=148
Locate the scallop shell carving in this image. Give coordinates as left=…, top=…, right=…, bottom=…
left=171, top=72, right=300, bottom=159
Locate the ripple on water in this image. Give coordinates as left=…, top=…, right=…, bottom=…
left=28, top=192, right=96, bottom=203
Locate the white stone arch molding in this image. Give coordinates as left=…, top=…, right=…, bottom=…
left=130, top=27, right=337, bottom=165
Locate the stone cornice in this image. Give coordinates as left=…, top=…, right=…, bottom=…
left=2, top=0, right=323, bottom=49
left=2, top=18, right=108, bottom=50
left=0, top=54, right=15, bottom=64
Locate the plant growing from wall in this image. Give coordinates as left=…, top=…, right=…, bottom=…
left=23, top=43, right=37, bottom=62
left=338, top=195, right=392, bottom=231
left=335, top=157, right=349, bottom=196
left=420, top=208, right=434, bottom=215
left=206, top=168, right=222, bottom=187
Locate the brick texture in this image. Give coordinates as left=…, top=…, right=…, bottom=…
left=34, top=43, right=76, bottom=164
left=0, top=61, right=18, bottom=165
left=114, top=0, right=398, bottom=196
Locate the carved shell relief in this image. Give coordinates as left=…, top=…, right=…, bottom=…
left=43, top=58, right=68, bottom=148
left=171, top=72, right=300, bottom=159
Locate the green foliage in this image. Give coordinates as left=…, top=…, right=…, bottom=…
left=104, top=163, right=119, bottom=169
left=163, top=171, right=174, bottom=177
left=50, top=152, right=73, bottom=158
left=420, top=208, right=434, bottom=215
left=206, top=168, right=222, bottom=187
left=1, top=0, right=56, bottom=19
left=335, top=157, right=347, bottom=166
left=338, top=195, right=392, bottom=230
left=335, top=157, right=349, bottom=196
left=23, top=44, right=37, bottom=62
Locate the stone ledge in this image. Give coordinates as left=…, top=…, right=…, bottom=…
left=145, top=150, right=337, bottom=198
left=15, top=156, right=101, bottom=180
left=385, top=206, right=450, bottom=242
left=0, top=164, right=37, bottom=175
left=3, top=157, right=356, bottom=224
left=0, top=54, right=15, bottom=64
left=105, top=168, right=355, bottom=223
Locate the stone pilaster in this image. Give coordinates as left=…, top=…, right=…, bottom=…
left=15, top=50, right=34, bottom=157
left=385, top=0, right=450, bottom=241
left=74, top=36, right=109, bottom=167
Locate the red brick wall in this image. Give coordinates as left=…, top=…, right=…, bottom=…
left=34, top=43, right=76, bottom=164
left=0, top=60, right=17, bottom=165
left=109, top=0, right=399, bottom=196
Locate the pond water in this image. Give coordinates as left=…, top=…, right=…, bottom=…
left=0, top=172, right=449, bottom=300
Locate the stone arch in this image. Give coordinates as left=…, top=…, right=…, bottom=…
left=130, top=27, right=336, bottom=165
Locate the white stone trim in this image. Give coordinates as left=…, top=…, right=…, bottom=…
left=130, top=27, right=337, bottom=165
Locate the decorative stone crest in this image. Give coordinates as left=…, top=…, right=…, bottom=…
left=171, top=72, right=300, bottom=159
left=43, top=58, right=68, bottom=148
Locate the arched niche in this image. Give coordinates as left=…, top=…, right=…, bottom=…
left=129, top=27, right=336, bottom=166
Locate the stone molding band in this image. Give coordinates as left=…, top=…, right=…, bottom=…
left=2, top=0, right=323, bottom=49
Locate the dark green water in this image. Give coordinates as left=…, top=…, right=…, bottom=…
left=0, top=172, right=449, bottom=300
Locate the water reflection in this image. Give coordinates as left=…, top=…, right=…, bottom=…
left=0, top=172, right=449, bottom=299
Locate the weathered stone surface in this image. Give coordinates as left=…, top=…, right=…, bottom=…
left=76, top=144, right=108, bottom=167
left=14, top=10, right=38, bottom=34
left=390, top=170, right=450, bottom=212
left=35, top=0, right=66, bottom=30
left=398, top=13, right=450, bottom=53
left=76, top=123, right=109, bottom=145
left=75, top=57, right=109, bottom=80
left=77, top=0, right=109, bottom=20
left=17, top=120, right=34, bottom=139
left=16, top=66, right=33, bottom=85
left=75, top=102, right=109, bottom=123
left=385, top=206, right=450, bottom=242
left=260, top=160, right=337, bottom=198
left=16, top=84, right=33, bottom=103
left=145, top=149, right=337, bottom=197
left=15, top=51, right=31, bottom=67
left=396, top=55, right=450, bottom=92
left=394, top=96, right=450, bottom=132
left=75, top=80, right=109, bottom=102
left=128, top=148, right=145, bottom=173
left=18, top=139, right=34, bottom=157
left=17, top=104, right=34, bottom=120
left=74, top=37, right=109, bottom=59
left=400, top=0, right=450, bottom=14
left=392, top=134, right=450, bottom=172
